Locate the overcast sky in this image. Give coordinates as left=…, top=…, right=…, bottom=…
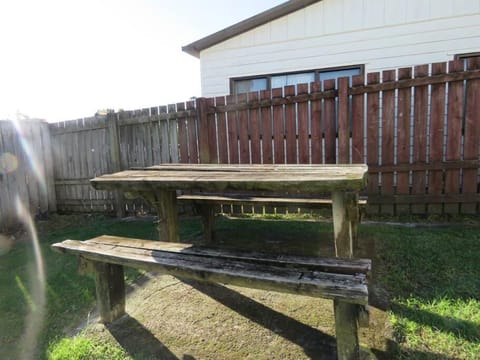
left=0, top=0, right=284, bottom=122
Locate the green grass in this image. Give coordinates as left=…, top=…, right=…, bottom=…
left=1, top=214, right=479, bottom=359
left=0, top=214, right=201, bottom=360
left=362, top=224, right=480, bottom=359
left=47, top=336, right=129, bottom=360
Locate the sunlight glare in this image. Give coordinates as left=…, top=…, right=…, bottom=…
left=15, top=196, right=46, bottom=360
left=11, top=120, right=47, bottom=195
left=0, top=152, right=18, bottom=174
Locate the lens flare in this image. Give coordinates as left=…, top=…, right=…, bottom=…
left=15, top=196, right=46, bottom=360
left=11, top=120, right=47, bottom=195
left=0, top=152, right=18, bottom=174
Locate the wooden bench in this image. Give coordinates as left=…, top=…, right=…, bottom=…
left=178, top=192, right=367, bottom=243
left=52, top=235, right=371, bottom=359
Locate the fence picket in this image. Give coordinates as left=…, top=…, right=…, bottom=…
left=272, top=88, right=285, bottom=164
left=381, top=70, right=396, bottom=215
left=284, top=85, right=297, bottom=164
left=396, top=67, right=413, bottom=214
left=444, top=60, right=465, bottom=214
left=248, top=91, right=262, bottom=164
left=186, top=100, right=198, bottom=164
left=310, top=82, right=323, bottom=164
left=351, top=75, right=364, bottom=164
left=260, top=89, right=273, bottom=164
left=412, top=65, right=429, bottom=214
left=366, top=73, right=380, bottom=214
left=215, top=96, right=228, bottom=164
left=323, top=79, right=336, bottom=164
left=461, top=57, right=480, bottom=213
left=337, top=77, right=349, bottom=164
left=428, top=63, right=447, bottom=214
left=177, top=102, right=188, bottom=163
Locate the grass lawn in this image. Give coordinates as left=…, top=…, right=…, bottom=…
left=0, top=214, right=479, bottom=359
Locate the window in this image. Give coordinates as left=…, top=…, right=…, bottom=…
left=454, top=52, right=480, bottom=69
left=231, top=65, right=363, bottom=95
left=455, top=51, right=480, bottom=60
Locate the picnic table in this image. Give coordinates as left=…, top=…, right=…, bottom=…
left=56, top=163, right=370, bottom=359
left=90, top=163, right=368, bottom=258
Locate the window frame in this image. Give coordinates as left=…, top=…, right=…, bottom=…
left=454, top=51, right=480, bottom=60
left=230, top=64, right=365, bottom=95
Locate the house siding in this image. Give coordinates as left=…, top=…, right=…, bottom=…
left=199, top=0, right=480, bottom=96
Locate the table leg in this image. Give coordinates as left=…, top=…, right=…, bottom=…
left=143, top=190, right=179, bottom=242
left=197, top=203, right=215, bottom=244
left=346, top=192, right=360, bottom=251
left=332, top=191, right=354, bottom=258
left=331, top=191, right=360, bottom=359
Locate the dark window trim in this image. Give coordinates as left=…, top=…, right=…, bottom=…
left=454, top=51, right=480, bottom=60
left=230, top=64, right=365, bottom=95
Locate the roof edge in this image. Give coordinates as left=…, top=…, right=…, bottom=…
left=182, top=0, right=321, bottom=58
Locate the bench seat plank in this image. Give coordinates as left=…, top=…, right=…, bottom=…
left=52, top=237, right=368, bottom=305
left=83, top=235, right=371, bottom=276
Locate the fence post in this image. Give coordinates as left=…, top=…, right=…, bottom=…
left=196, top=97, right=211, bottom=163
left=106, top=112, right=126, bottom=218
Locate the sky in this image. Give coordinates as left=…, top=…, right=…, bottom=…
left=0, top=0, right=284, bottom=122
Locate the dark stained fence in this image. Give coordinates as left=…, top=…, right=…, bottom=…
left=194, top=58, right=480, bottom=215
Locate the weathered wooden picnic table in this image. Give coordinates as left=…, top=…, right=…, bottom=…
left=91, top=163, right=368, bottom=255
left=85, top=163, right=369, bottom=359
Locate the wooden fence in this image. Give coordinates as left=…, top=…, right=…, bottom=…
left=50, top=108, right=181, bottom=214
left=46, top=57, right=480, bottom=216
left=0, top=119, right=56, bottom=230
left=177, top=58, right=480, bottom=215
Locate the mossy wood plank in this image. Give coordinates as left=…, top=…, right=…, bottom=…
left=91, top=164, right=368, bottom=194
left=52, top=239, right=368, bottom=305
left=82, top=235, right=371, bottom=275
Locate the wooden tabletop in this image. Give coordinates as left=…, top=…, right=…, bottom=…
left=91, top=164, right=368, bottom=194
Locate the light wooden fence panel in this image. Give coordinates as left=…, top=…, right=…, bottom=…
left=0, top=120, right=56, bottom=229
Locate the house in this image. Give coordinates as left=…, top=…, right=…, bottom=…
left=182, top=0, right=480, bottom=96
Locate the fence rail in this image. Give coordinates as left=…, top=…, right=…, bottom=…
left=1, top=58, right=479, bottom=228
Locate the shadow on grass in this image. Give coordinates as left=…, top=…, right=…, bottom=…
left=372, top=339, right=453, bottom=360
left=106, top=315, right=194, bottom=360
left=181, top=278, right=338, bottom=360
left=392, top=303, right=480, bottom=343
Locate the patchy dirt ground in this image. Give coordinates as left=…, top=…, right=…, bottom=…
left=73, top=217, right=394, bottom=360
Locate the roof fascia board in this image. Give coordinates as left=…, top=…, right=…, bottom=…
left=182, top=0, right=321, bottom=58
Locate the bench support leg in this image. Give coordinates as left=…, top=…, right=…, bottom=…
left=93, top=262, right=125, bottom=323
left=334, top=300, right=360, bottom=360
left=197, top=204, right=215, bottom=243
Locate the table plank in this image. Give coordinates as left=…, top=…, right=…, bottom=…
left=91, top=164, right=368, bottom=194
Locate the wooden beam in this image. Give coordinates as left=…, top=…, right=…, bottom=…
left=92, top=261, right=125, bottom=323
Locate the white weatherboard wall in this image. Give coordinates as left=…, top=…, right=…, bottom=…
left=200, top=0, right=480, bottom=96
